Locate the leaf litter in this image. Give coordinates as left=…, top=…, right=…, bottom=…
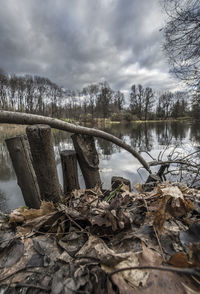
left=0, top=182, right=200, bottom=293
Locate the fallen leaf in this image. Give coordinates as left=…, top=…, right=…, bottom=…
left=0, top=240, right=24, bottom=268
left=161, top=186, right=184, bottom=199
left=76, top=235, right=129, bottom=266
left=168, top=252, right=190, bottom=268
left=9, top=201, right=55, bottom=224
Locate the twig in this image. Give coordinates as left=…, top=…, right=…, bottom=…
left=64, top=212, right=88, bottom=234
left=190, top=167, right=200, bottom=187
left=149, top=160, right=198, bottom=169
left=142, top=151, right=155, bottom=161
left=182, top=150, right=200, bottom=160
left=11, top=283, right=50, bottom=291
left=108, top=266, right=200, bottom=277
left=153, top=226, right=166, bottom=262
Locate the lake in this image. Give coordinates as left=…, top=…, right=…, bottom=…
left=0, top=121, right=200, bottom=212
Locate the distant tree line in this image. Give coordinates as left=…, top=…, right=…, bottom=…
left=0, top=68, right=197, bottom=121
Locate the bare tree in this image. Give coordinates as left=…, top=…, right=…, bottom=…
left=163, top=0, right=200, bottom=91
left=144, top=87, right=154, bottom=121
left=0, top=68, right=8, bottom=110
left=113, top=90, right=125, bottom=112
left=157, top=92, right=174, bottom=119
left=130, top=84, right=144, bottom=119
left=96, top=81, right=113, bottom=118
left=82, top=84, right=99, bottom=120
left=130, top=85, right=154, bottom=120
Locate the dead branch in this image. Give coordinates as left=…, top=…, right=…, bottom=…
left=109, top=266, right=200, bottom=277
left=148, top=146, right=200, bottom=187
left=149, top=160, right=198, bottom=169
left=0, top=110, right=151, bottom=173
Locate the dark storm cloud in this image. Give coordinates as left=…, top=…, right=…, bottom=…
left=0, top=0, right=182, bottom=92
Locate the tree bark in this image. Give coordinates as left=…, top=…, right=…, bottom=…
left=0, top=110, right=151, bottom=173
left=5, top=135, right=41, bottom=208
left=26, top=124, right=62, bottom=203
left=71, top=134, right=101, bottom=189
left=60, top=150, right=80, bottom=193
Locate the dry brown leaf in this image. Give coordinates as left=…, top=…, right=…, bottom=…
left=138, top=242, right=163, bottom=266
left=76, top=235, right=130, bottom=266
left=161, top=186, right=184, bottom=199
left=9, top=201, right=55, bottom=224
left=188, top=243, right=200, bottom=267
left=168, top=252, right=190, bottom=268
left=111, top=274, right=138, bottom=294
left=134, top=183, right=144, bottom=192
left=152, top=194, right=171, bottom=233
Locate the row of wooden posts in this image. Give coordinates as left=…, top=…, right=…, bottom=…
left=5, top=124, right=103, bottom=209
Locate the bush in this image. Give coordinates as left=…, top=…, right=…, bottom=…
left=110, top=113, right=123, bottom=121
left=122, top=113, right=133, bottom=122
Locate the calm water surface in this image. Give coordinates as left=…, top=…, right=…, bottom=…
left=0, top=121, right=200, bottom=211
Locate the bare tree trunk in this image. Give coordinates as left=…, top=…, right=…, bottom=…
left=5, top=135, right=41, bottom=208
left=60, top=150, right=80, bottom=194
left=0, top=110, right=151, bottom=173
left=26, top=124, right=62, bottom=203
left=72, top=134, right=101, bottom=189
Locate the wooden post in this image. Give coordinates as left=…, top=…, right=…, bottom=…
left=60, top=150, right=80, bottom=194
left=71, top=134, right=101, bottom=189
left=26, top=124, right=61, bottom=202
left=111, top=176, right=131, bottom=191
left=5, top=135, right=41, bottom=209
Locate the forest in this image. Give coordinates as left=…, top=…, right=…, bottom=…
left=0, top=68, right=199, bottom=122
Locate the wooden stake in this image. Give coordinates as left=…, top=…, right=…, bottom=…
left=26, top=124, right=61, bottom=202
left=71, top=134, right=101, bottom=189
left=111, top=176, right=131, bottom=191
left=5, top=135, right=41, bottom=208
left=60, top=150, right=80, bottom=194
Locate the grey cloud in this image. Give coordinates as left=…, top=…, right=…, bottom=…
left=0, top=0, right=181, bottom=92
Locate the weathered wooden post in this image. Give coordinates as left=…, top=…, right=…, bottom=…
left=71, top=134, right=101, bottom=189
left=26, top=124, right=61, bottom=202
left=111, top=176, right=131, bottom=191
left=5, top=135, right=41, bottom=209
left=60, top=150, right=80, bottom=194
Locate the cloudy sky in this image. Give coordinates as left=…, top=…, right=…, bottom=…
left=0, top=0, right=183, bottom=92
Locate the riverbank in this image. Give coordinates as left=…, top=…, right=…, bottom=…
left=61, top=116, right=193, bottom=126
left=0, top=181, right=199, bottom=293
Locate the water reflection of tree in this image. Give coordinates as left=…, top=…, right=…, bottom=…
left=129, top=123, right=153, bottom=152
left=190, top=122, right=200, bottom=145
left=95, top=124, right=125, bottom=157
left=0, top=143, right=15, bottom=181
left=170, top=122, right=189, bottom=143
left=155, top=122, right=189, bottom=146
left=53, top=130, right=73, bottom=162
left=0, top=190, right=7, bottom=211
left=53, top=130, right=72, bottom=146
left=96, top=138, right=116, bottom=158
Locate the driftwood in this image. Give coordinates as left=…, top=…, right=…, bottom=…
left=5, top=135, right=41, bottom=208
left=26, top=125, right=62, bottom=203
left=60, top=150, right=80, bottom=193
left=0, top=110, right=151, bottom=173
left=72, top=134, right=101, bottom=189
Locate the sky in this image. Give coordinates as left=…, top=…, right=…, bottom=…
left=0, top=0, right=184, bottom=93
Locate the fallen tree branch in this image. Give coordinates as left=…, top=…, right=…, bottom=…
left=149, top=160, right=198, bottom=169
left=109, top=265, right=200, bottom=277
left=0, top=110, right=151, bottom=173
